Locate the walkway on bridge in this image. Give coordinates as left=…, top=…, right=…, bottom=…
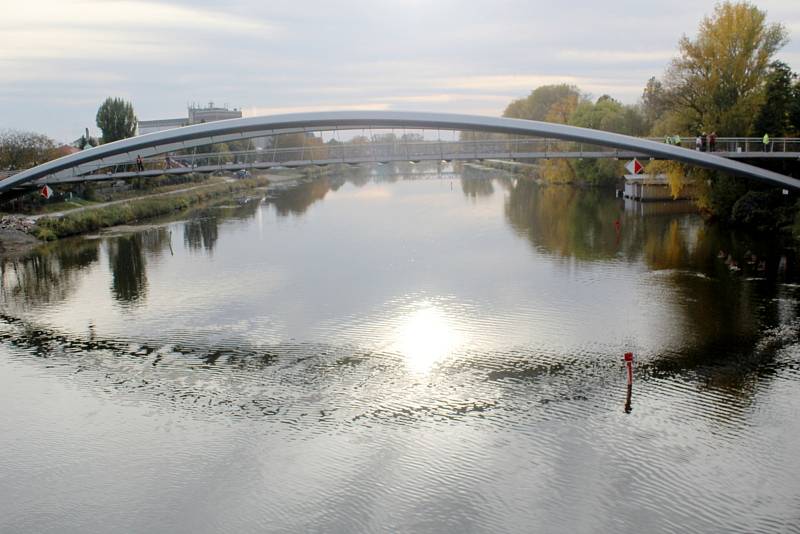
left=2, top=111, right=799, bottom=193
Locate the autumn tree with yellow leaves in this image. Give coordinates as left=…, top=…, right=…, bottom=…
left=661, top=2, right=788, bottom=136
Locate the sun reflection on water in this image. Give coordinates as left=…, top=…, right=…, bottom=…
left=391, top=301, right=464, bottom=374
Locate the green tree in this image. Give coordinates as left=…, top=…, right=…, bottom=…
left=663, top=1, right=788, bottom=135
left=503, top=84, right=584, bottom=121
left=567, top=96, right=646, bottom=185
left=570, top=95, right=646, bottom=136
left=95, top=97, right=138, bottom=143
left=753, top=61, right=796, bottom=136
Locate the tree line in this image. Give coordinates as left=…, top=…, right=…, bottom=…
left=1, top=97, right=137, bottom=171
left=506, top=2, right=797, bottom=140
left=501, top=1, right=799, bottom=228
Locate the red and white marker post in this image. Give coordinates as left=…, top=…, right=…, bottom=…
left=624, top=352, right=634, bottom=385
left=623, top=352, right=634, bottom=413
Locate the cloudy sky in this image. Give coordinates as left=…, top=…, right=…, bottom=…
left=1, top=0, right=798, bottom=142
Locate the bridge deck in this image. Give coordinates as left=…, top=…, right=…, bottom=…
left=40, top=150, right=800, bottom=186
left=3, top=111, right=799, bottom=192
left=34, top=148, right=800, bottom=185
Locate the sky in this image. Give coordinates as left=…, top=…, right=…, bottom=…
left=1, top=0, right=799, bottom=142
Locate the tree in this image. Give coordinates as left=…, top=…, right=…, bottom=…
left=503, top=84, right=584, bottom=121
left=566, top=96, right=647, bottom=185
left=95, top=97, right=138, bottom=143
left=640, top=77, right=669, bottom=130
left=753, top=61, right=796, bottom=136
left=791, top=79, right=800, bottom=136
left=663, top=1, right=788, bottom=135
left=0, top=130, right=58, bottom=170
left=570, top=95, right=646, bottom=136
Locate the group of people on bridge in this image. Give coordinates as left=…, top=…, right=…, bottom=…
left=664, top=132, right=718, bottom=151
left=694, top=132, right=717, bottom=152
left=664, top=132, right=774, bottom=152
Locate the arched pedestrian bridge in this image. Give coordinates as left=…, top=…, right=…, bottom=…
left=2, top=111, right=799, bottom=194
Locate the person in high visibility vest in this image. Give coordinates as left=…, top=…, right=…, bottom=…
left=763, top=133, right=770, bottom=152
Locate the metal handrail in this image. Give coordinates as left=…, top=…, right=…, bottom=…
left=53, top=136, right=800, bottom=178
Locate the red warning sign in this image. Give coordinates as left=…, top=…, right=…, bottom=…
left=625, top=158, right=644, bottom=175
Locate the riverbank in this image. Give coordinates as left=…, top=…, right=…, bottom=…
left=0, top=226, right=39, bottom=255
left=27, top=176, right=270, bottom=241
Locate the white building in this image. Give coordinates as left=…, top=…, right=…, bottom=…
left=188, top=103, right=242, bottom=124
left=138, top=102, right=242, bottom=135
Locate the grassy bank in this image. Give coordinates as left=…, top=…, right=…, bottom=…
left=32, top=177, right=269, bottom=240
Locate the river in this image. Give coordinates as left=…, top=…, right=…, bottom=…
left=2, top=163, right=799, bottom=533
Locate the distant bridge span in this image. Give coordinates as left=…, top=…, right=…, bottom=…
left=2, top=111, right=799, bottom=192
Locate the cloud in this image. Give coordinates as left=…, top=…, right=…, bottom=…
left=556, top=49, right=676, bottom=63
left=0, top=29, right=200, bottom=61
left=3, top=1, right=273, bottom=33
left=436, top=75, right=582, bottom=92
left=0, top=0, right=276, bottom=65
left=3, top=0, right=799, bottom=141
left=370, top=94, right=511, bottom=104
left=243, top=103, right=391, bottom=117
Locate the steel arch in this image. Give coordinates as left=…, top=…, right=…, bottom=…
left=3, top=110, right=798, bottom=192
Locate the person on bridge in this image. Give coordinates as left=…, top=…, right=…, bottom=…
left=763, top=133, right=770, bottom=152
left=136, top=155, right=144, bottom=172
left=695, top=135, right=702, bottom=151
left=709, top=132, right=717, bottom=152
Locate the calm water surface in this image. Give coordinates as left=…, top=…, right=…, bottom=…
left=2, top=164, right=800, bottom=533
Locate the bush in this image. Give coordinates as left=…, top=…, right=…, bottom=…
left=731, top=191, right=772, bottom=226
left=31, top=226, right=57, bottom=241
left=731, top=189, right=794, bottom=232
left=709, top=175, right=749, bottom=222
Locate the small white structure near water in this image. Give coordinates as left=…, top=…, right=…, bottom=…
left=623, top=174, right=698, bottom=201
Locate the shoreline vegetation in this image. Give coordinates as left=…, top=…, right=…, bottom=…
left=494, top=2, right=800, bottom=236
left=30, top=176, right=270, bottom=241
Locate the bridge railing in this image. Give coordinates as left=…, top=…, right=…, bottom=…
left=29, top=135, right=800, bottom=181
left=646, top=136, right=800, bottom=153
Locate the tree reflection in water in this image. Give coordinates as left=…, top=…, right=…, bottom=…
left=184, top=215, right=220, bottom=254
left=107, top=228, right=171, bottom=306
left=504, top=179, right=800, bottom=396
left=270, top=177, right=334, bottom=216
left=0, top=238, right=100, bottom=309
left=460, top=175, right=495, bottom=199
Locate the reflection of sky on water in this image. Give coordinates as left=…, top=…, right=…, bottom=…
left=2, top=171, right=797, bottom=368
